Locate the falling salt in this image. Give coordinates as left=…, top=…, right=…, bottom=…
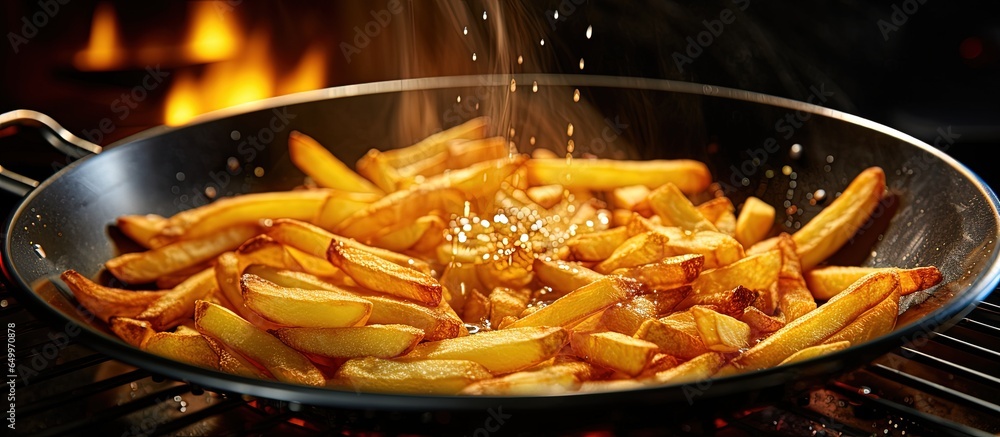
left=540, top=38, right=545, bottom=46
left=532, top=81, right=538, bottom=92
left=586, top=25, right=593, bottom=39
left=554, top=11, right=559, bottom=19
left=573, top=89, right=581, bottom=102
left=463, top=26, right=468, bottom=35
left=517, top=55, right=523, bottom=65
left=482, top=11, right=487, bottom=20
left=32, top=243, right=46, bottom=259
left=509, top=79, right=516, bottom=92
left=472, top=52, right=477, bottom=61
left=579, top=58, right=585, bottom=70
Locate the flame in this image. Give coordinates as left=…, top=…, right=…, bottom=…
left=74, top=2, right=123, bottom=70
left=185, top=1, right=239, bottom=63
left=165, top=32, right=327, bottom=126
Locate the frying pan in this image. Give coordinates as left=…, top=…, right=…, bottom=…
left=3, top=74, right=999, bottom=411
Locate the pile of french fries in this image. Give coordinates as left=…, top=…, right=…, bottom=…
left=61, top=117, right=943, bottom=395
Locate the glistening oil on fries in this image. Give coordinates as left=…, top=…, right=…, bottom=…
left=61, top=117, right=943, bottom=395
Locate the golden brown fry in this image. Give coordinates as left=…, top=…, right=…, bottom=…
left=288, top=130, right=384, bottom=194
left=401, top=326, right=568, bottom=374
left=461, top=359, right=598, bottom=395
left=634, top=313, right=708, bottom=360
left=135, top=268, right=218, bottom=331
left=653, top=352, right=726, bottom=384
left=274, top=325, right=423, bottom=359
left=268, top=219, right=429, bottom=272
left=599, top=286, right=691, bottom=335
left=203, top=336, right=272, bottom=380
left=194, top=300, right=326, bottom=386
left=526, top=184, right=565, bottom=209
left=676, top=285, right=758, bottom=317
left=570, top=331, right=658, bottom=377
left=594, top=231, right=672, bottom=274
left=489, top=288, right=528, bottom=329
left=658, top=227, right=745, bottom=268
left=690, top=306, right=751, bottom=352
left=793, top=167, right=886, bottom=270
left=506, top=276, right=644, bottom=329
left=611, top=185, right=651, bottom=211
left=152, top=190, right=332, bottom=246
left=314, top=191, right=382, bottom=231
left=438, top=263, right=484, bottom=314
left=327, top=242, right=442, bottom=305
left=774, top=233, right=817, bottom=323
left=740, top=306, right=785, bottom=334
left=447, top=136, right=511, bottom=169
left=823, top=290, right=899, bottom=345
left=461, top=289, right=491, bottom=324
left=564, top=227, right=630, bottom=262
left=333, top=357, right=492, bottom=394
left=735, top=196, right=775, bottom=248
left=648, top=183, right=718, bottom=232
left=241, top=274, right=372, bottom=328
left=143, top=332, right=220, bottom=370
left=719, top=271, right=899, bottom=374
left=369, top=215, right=446, bottom=253
left=525, top=158, right=712, bottom=195
left=60, top=270, right=170, bottom=322
left=116, top=214, right=168, bottom=249
left=105, top=224, right=259, bottom=284
left=532, top=258, right=604, bottom=297
left=613, top=254, right=704, bottom=289
left=678, top=250, right=779, bottom=308
left=779, top=341, right=851, bottom=366
left=108, top=317, right=155, bottom=348
left=805, top=266, right=942, bottom=300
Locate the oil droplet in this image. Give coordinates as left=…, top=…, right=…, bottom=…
left=532, top=81, right=538, bottom=92
left=567, top=123, right=574, bottom=137
left=553, top=10, right=559, bottom=19
left=227, top=157, right=240, bottom=172
left=482, top=11, right=487, bottom=20
left=540, top=38, right=545, bottom=46
left=579, top=58, right=585, bottom=70
left=472, top=52, right=477, bottom=61
left=586, top=25, right=593, bottom=39
left=573, top=89, right=581, bottom=102
left=230, top=130, right=241, bottom=140
left=765, top=170, right=774, bottom=178
left=813, top=189, right=827, bottom=202
left=859, top=386, right=872, bottom=395
left=456, top=95, right=462, bottom=103
left=205, top=186, right=217, bottom=199
left=254, top=167, right=264, bottom=177
left=517, top=55, right=523, bottom=65
left=567, top=140, right=575, bottom=153
left=826, top=155, right=835, bottom=163
left=32, top=243, right=46, bottom=259
left=529, top=136, right=536, bottom=145
left=509, top=127, right=516, bottom=138
left=782, top=165, right=792, bottom=176
left=463, top=26, right=468, bottom=35
left=509, top=79, right=517, bottom=92
left=175, top=172, right=186, bottom=181
left=790, top=143, right=803, bottom=159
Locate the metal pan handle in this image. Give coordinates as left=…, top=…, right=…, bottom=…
left=0, top=109, right=103, bottom=196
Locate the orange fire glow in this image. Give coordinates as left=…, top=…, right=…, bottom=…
left=184, top=1, right=240, bottom=63
left=74, top=2, right=123, bottom=71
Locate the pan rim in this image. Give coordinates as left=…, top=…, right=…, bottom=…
left=4, top=73, right=1000, bottom=410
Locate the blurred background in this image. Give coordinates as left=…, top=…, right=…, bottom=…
left=0, top=0, right=996, bottom=189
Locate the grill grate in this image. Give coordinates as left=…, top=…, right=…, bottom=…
left=4, top=283, right=1000, bottom=436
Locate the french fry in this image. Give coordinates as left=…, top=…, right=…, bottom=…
left=375, top=117, right=489, bottom=169
left=506, top=276, right=644, bottom=329
left=690, top=306, right=751, bottom=352
left=355, top=150, right=400, bottom=193
left=696, top=197, right=735, bottom=223
left=599, top=286, right=691, bottom=335
left=438, top=263, right=484, bottom=314
left=327, top=242, right=442, bottom=305
left=779, top=341, right=851, bottom=366
left=333, top=357, right=492, bottom=394
left=594, top=231, right=672, bottom=274
left=194, top=300, right=326, bottom=386
left=461, top=289, right=491, bottom=324
left=60, top=270, right=170, bottom=322
left=241, top=274, right=372, bottom=328
left=804, top=266, right=942, bottom=300
left=105, top=224, right=259, bottom=284
left=612, top=254, right=704, bottom=289
left=740, top=306, right=786, bottom=334
left=116, top=214, right=168, bottom=249
left=288, top=130, right=384, bottom=194
left=525, top=158, right=712, bottom=195
left=648, top=183, right=718, bottom=232
left=203, top=336, right=272, bottom=380
left=314, top=191, right=382, bottom=231
left=526, top=184, right=565, bottom=209
left=658, top=227, right=745, bottom=268
left=461, top=359, right=598, bottom=395
left=152, top=190, right=332, bottom=246
left=634, top=313, right=708, bottom=360
left=653, top=352, right=726, bottom=385
left=823, top=290, right=899, bottom=345
left=108, top=317, right=155, bottom=348
left=677, top=250, right=779, bottom=309
left=135, top=268, right=218, bottom=331
left=369, top=215, right=446, bottom=253
left=400, top=326, right=568, bottom=374
left=274, top=325, right=423, bottom=359
left=676, top=285, right=758, bottom=317
left=143, top=332, right=220, bottom=370
left=793, top=167, right=886, bottom=270
left=570, top=331, right=658, bottom=376
left=735, top=196, right=775, bottom=248
left=489, top=288, right=528, bottom=329
left=611, top=185, right=651, bottom=211
left=564, top=227, right=630, bottom=262
left=268, top=219, right=430, bottom=272
left=532, top=258, right=603, bottom=297
left=447, top=136, right=511, bottom=169
left=719, top=271, right=899, bottom=374
left=774, top=233, right=817, bottom=323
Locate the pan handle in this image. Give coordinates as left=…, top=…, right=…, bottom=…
left=0, top=109, right=103, bottom=197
